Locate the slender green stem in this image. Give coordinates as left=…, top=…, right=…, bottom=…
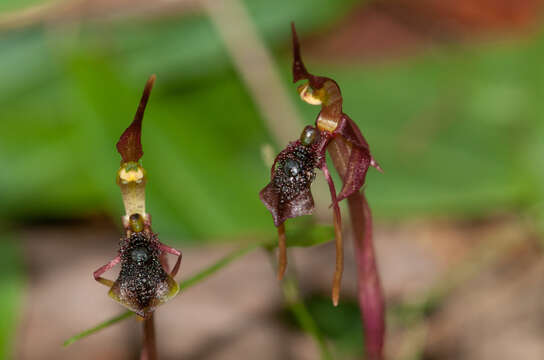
left=179, top=243, right=260, bottom=291
left=63, top=311, right=133, bottom=346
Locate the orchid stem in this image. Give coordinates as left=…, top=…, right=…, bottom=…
left=141, top=313, right=158, bottom=360
left=331, top=209, right=343, bottom=307
left=277, top=223, right=287, bottom=280
left=328, top=137, right=385, bottom=360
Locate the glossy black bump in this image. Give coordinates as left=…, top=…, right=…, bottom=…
left=300, top=125, right=319, bottom=146
left=128, top=213, right=144, bottom=232
left=284, top=158, right=300, bottom=177
left=131, top=247, right=150, bottom=264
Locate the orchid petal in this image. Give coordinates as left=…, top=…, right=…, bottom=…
left=260, top=183, right=314, bottom=227
left=321, top=161, right=343, bottom=306
left=116, top=75, right=156, bottom=163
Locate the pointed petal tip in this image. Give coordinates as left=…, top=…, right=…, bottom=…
left=148, top=74, right=156, bottom=86
left=332, top=292, right=339, bottom=307
left=291, top=22, right=309, bottom=83
left=290, top=22, right=299, bottom=53
left=372, top=159, right=384, bottom=173
left=116, top=75, right=157, bottom=162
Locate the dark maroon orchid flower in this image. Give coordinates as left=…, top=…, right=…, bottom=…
left=93, top=76, right=182, bottom=318
left=259, top=24, right=381, bottom=307
left=259, top=124, right=343, bottom=301
left=292, top=23, right=385, bottom=360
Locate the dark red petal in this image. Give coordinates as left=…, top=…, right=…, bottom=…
left=336, top=146, right=371, bottom=202
left=337, top=115, right=381, bottom=171
left=259, top=183, right=314, bottom=227
left=116, top=75, right=156, bottom=163
left=333, top=115, right=381, bottom=201
left=351, top=194, right=385, bottom=360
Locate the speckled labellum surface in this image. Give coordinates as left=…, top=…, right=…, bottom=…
left=109, top=231, right=179, bottom=317
left=259, top=127, right=324, bottom=228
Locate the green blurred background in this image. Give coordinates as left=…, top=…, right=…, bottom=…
left=1, top=0, right=543, bottom=358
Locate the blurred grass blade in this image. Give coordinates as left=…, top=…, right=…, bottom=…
left=64, top=242, right=260, bottom=346
left=180, top=242, right=260, bottom=290
left=63, top=311, right=133, bottom=346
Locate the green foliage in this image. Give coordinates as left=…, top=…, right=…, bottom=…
left=0, top=0, right=357, bottom=241
left=258, top=218, right=335, bottom=250
left=1, top=21, right=543, bottom=239
left=0, top=0, right=42, bottom=12
left=281, top=278, right=333, bottom=360
left=286, top=222, right=335, bottom=247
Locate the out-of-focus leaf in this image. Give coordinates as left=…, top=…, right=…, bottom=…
left=0, top=0, right=46, bottom=13
left=245, top=0, right=357, bottom=44
left=284, top=219, right=335, bottom=248
left=283, top=294, right=364, bottom=359
left=281, top=277, right=333, bottom=360
left=0, top=4, right=543, bottom=238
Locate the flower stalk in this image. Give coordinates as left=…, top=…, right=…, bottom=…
left=141, top=314, right=158, bottom=360
left=277, top=223, right=287, bottom=280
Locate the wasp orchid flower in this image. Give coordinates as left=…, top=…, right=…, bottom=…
left=93, top=75, right=182, bottom=319
left=260, top=24, right=381, bottom=310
